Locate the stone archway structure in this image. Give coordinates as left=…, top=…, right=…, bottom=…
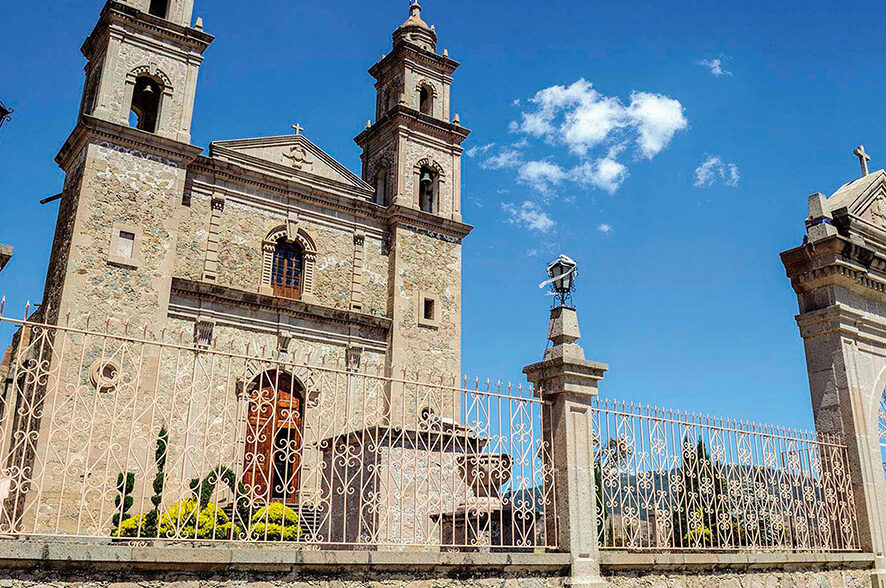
left=781, top=171, right=886, bottom=587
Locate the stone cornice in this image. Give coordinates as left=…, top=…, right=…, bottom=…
left=781, top=234, right=886, bottom=302
left=170, top=278, right=392, bottom=335
left=205, top=145, right=374, bottom=200
left=81, top=1, right=213, bottom=60
left=189, top=155, right=388, bottom=223
left=369, top=42, right=459, bottom=80
left=386, top=205, right=473, bottom=242
left=794, top=303, right=886, bottom=347
left=209, top=135, right=373, bottom=192
left=355, top=105, right=471, bottom=149
left=55, top=116, right=204, bottom=171
left=187, top=159, right=472, bottom=243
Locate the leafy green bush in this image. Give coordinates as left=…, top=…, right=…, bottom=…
left=111, top=471, right=135, bottom=528
left=157, top=500, right=241, bottom=540
left=111, top=514, right=148, bottom=538
left=249, top=503, right=302, bottom=541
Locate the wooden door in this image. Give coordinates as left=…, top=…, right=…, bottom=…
left=243, top=378, right=303, bottom=504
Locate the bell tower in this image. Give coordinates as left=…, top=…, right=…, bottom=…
left=356, top=2, right=469, bottom=219
left=355, top=3, right=472, bottom=390
left=44, top=0, right=212, bottom=329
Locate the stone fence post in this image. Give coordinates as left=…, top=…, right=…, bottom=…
left=524, top=305, right=608, bottom=588
left=782, top=192, right=886, bottom=588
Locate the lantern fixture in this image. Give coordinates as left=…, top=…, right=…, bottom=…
left=540, top=254, right=578, bottom=308
left=0, top=98, right=12, bottom=133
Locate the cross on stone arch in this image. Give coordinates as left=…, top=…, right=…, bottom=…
left=855, top=145, right=872, bottom=177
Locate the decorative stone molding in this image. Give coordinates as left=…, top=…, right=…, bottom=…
left=277, top=329, right=293, bottom=356
left=260, top=223, right=317, bottom=303
left=127, top=64, right=173, bottom=89
left=89, top=358, right=123, bottom=393
left=202, top=193, right=225, bottom=282
left=346, top=344, right=364, bottom=372
left=350, top=231, right=366, bottom=312
left=193, top=315, right=215, bottom=349
left=415, top=79, right=439, bottom=97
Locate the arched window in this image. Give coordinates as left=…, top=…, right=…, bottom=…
left=148, top=0, right=169, bottom=18
left=419, top=86, right=432, bottom=115
left=129, top=76, right=162, bottom=133
left=387, top=84, right=399, bottom=112
left=419, top=167, right=437, bottom=213
left=271, top=238, right=304, bottom=300
left=375, top=168, right=387, bottom=206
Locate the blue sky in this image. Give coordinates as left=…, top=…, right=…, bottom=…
left=2, top=0, right=886, bottom=430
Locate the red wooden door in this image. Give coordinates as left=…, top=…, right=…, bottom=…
left=243, top=380, right=303, bottom=504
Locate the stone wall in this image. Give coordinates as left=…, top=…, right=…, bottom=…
left=179, top=180, right=390, bottom=318
left=605, top=569, right=871, bottom=587
left=0, top=543, right=873, bottom=588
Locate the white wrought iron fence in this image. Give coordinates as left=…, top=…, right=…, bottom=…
left=0, top=311, right=555, bottom=550
left=591, top=399, right=859, bottom=552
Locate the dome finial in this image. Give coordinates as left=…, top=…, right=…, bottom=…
left=402, top=0, right=429, bottom=29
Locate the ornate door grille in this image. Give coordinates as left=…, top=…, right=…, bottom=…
left=243, top=373, right=304, bottom=504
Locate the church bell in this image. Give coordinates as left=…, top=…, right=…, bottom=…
left=420, top=170, right=433, bottom=186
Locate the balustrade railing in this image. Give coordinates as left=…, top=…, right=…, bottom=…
left=591, top=398, right=859, bottom=552
left=0, top=312, right=555, bottom=550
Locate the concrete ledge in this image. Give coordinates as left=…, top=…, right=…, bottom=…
left=0, top=540, right=873, bottom=576
left=600, top=551, right=876, bottom=572
left=0, top=539, right=572, bottom=573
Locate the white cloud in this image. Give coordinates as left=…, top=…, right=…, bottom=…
left=508, top=79, right=688, bottom=192
left=597, top=223, right=614, bottom=235
left=698, top=58, right=732, bottom=77
left=466, top=142, right=496, bottom=158
left=502, top=201, right=556, bottom=233
left=518, top=160, right=568, bottom=192
left=482, top=146, right=524, bottom=170
left=627, top=92, right=689, bottom=159
left=694, top=155, right=740, bottom=188
left=571, top=158, right=629, bottom=194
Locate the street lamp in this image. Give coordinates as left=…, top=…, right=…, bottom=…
left=541, top=254, right=578, bottom=308
left=0, top=98, right=12, bottom=132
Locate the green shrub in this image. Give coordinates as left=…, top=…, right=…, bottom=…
left=111, top=514, right=148, bottom=538
left=111, top=471, right=135, bottom=528
left=157, top=500, right=241, bottom=540
left=249, top=503, right=302, bottom=541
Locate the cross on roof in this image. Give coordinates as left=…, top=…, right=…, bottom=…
left=291, top=123, right=304, bottom=136
left=854, top=145, right=871, bottom=178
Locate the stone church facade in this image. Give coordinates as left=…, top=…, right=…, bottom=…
left=44, top=0, right=471, bottom=383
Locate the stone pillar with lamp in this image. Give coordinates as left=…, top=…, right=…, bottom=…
left=524, top=255, right=608, bottom=588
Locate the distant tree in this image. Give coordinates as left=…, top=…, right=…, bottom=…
left=671, top=437, right=727, bottom=548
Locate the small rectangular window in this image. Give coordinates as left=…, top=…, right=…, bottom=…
left=108, top=225, right=141, bottom=268
left=423, top=298, right=435, bottom=321
left=418, top=292, right=440, bottom=328
left=116, top=231, right=135, bottom=259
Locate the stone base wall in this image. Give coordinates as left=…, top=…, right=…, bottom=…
left=0, top=568, right=874, bottom=588
left=607, top=569, right=871, bottom=587
left=0, top=542, right=874, bottom=588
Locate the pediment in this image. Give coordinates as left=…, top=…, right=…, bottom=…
left=827, top=170, right=886, bottom=222
left=208, top=135, right=373, bottom=196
